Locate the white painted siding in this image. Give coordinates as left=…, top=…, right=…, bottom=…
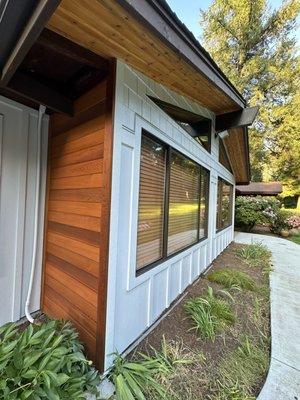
left=105, top=61, right=235, bottom=368
left=0, top=96, right=48, bottom=326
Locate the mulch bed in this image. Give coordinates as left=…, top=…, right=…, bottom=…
left=133, top=242, right=270, bottom=400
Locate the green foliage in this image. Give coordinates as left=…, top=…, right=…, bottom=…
left=235, top=196, right=280, bottom=231
left=217, top=336, right=269, bottom=396
left=0, top=320, right=99, bottom=400
left=269, top=209, right=290, bottom=234
left=235, top=242, right=271, bottom=269
left=281, top=208, right=300, bottom=218
left=184, top=287, right=235, bottom=341
left=289, top=233, right=300, bottom=245
left=207, top=268, right=257, bottom=292
left=200, top=0, right=300, bottom=192
left=108, top=352, right=166, bottom=400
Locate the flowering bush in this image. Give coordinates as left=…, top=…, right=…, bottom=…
left=235, top=196, right=281, bottom=231
left=269, top=210, right=290, bottom=234
left=286, top=215, right=300, bottom=229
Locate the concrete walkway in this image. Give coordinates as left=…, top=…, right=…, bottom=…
left=235, top=232, right=300, bottom=400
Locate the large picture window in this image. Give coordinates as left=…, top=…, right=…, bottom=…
left=216, top=178, right=233, bottom=231
left=136, top=131, right=210, bottom=272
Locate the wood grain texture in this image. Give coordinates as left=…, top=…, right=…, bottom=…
left=47, top=0, right=240, bottom=113
left=42, top=75, right=113, bottom=370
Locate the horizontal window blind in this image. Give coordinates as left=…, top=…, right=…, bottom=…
left=136, top=135, right=166, bottom=270
left=167, top=151, right=199, bottom=255
left=199, top=168, right=209, bottom=239
left=136, top=131, right=210, bottom=273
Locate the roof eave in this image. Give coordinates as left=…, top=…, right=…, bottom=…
left=115, top=0, right=246, bottom=110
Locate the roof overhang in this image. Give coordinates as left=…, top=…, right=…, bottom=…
left=236, top=182, right=283, bottom=196
left=0, top=0, right=61, bottom=85
left=0, top=0, right=255, bottom=183
left=0, top=0, right=246, bottom=114
left=223, top=127, right=251, bottom=184
left=215, top=107, right=259, bottom=133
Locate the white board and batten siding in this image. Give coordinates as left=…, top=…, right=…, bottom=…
left=105, top=61, right=235, bottom=368
left=0, top=95, right=48, bottom=326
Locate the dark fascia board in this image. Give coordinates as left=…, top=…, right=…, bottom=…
left=7, top=72, right=73, bottom=115
left=0, top=0, right=61, bottom=86
left=244, top=126, right=251, bottom=184
left=115, top=0, right=246, bottom=109
left=216, top=106, right=259, bottom=133
left=0, top=0, right=37, bottom=70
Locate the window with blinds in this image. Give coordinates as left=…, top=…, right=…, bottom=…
left=136, top=135, right=166, bottom=270
left=136, top=131, right=210, bottom=273
left=168, top=151, right=199, bottom=255
left=199, top=168, right=209, bottom=239
left=216, top=178, right=233, bottom=231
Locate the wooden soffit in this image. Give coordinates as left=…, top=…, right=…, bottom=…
left=47, top=0, right=244, bottom=114
left=223, top=127, right=250, bottom=184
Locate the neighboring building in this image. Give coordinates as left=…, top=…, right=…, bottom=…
left=236, top=182, right=283, bottom=196
left=0, top=0, right=258, bottom=371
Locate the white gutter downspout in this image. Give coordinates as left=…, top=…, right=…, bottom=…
left=25, top=104, right=46, bottom=324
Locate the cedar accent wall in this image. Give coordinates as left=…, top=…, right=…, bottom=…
left=42, top=74, right=114, bottom=370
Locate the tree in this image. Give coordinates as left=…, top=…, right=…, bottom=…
left=200, top=0, right=300, bottom=193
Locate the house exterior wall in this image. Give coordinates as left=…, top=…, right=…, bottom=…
left=0, top=95, right=48, bottom=326
left=42, top=79, right=113, bottom=368
left=105, top=61, right=235, bottom=369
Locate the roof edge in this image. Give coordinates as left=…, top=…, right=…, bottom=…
left=115, top=0, right=246, bottom=110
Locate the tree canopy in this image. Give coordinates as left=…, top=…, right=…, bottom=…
left=200, top=0, right=300, bottom=197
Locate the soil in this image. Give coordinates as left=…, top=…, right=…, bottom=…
left=132, top=243, right=271, bottom=400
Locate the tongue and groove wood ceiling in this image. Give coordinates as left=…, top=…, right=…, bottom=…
left=46, top=0, right=242, bottom=114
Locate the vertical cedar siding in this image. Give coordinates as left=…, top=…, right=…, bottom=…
left=42, top=64, right=115, bottom=370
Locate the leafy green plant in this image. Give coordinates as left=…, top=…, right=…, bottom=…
left=207, top=268, right=257, bottom=292
left=235, top=196, right=281, bottom=232
left=0, top=320, right=99, bottom=400
left=108, top=352, right=166, bottom=400
left=268, top=209, right=290, bottom=234
left=235, top=242, right=271, bottom=269
left=184, top=287, right=235, bottom=341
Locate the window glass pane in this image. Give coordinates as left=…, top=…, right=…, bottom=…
left=216, top=179, right=233, bottom=230
left=199, top=168, right=209, bottom=239
left=221, top=181, right=232, bottom=227
left=137, top=135, right=166, bottom=270
left=168, top=151, right=199, bottom=255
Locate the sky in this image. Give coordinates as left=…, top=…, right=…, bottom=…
left=167, top=0, right=299, bottom=44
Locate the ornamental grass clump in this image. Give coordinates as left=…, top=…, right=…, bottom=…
left=0, top=320, right=99, bottom=400
left=207, top=268, right=258, bottom=292
left=235, top=242, right=271, bottom=269
left=184, top=287, right=235, bottom=341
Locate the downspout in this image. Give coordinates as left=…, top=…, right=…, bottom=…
left=25, top=104, right=46, bottom=323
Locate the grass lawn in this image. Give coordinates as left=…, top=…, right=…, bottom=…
left=110, top=242, right=271, bottom=400
left=289, top=233, right=300, bottom=245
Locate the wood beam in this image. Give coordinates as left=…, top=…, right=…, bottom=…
left=38, top=29, right=109, bottom=70
left=7, top=72, right=73, bottom=114
left=216, top=106, right=259, bottom=133
left=1, top=0, right=61, bottom=86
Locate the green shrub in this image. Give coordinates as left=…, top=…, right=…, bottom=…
left=268, top=209, right=290, bottom=234
left=184, top=287, right=235, bottom=341
left=0, top=320, right=99, bottom=400
left=235, top=196, right=281, bottom=231
left=207, top=268, right=257, bottom=292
